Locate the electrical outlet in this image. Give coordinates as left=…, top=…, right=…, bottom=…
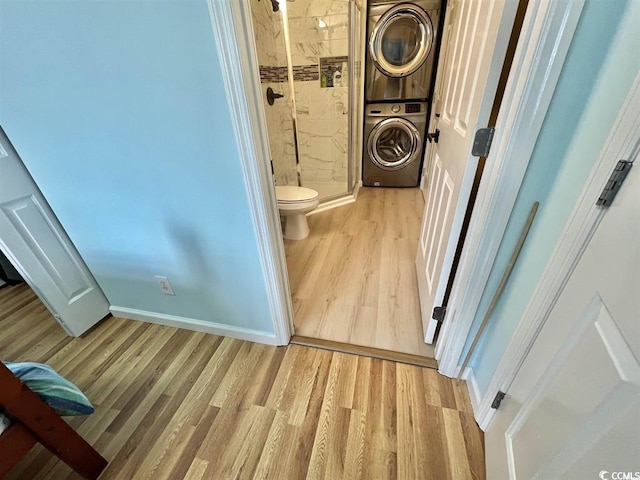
left=155, top=276, right=176, bottom=296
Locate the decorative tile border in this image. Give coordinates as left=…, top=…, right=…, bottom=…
left=259, top=66, right=288, bottom=83
left=259, top=64, right=320, bottom=83
left=292, top=65, right=320, bottom=82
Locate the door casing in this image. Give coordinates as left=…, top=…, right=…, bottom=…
left=208, top=0, right=588, bottom=363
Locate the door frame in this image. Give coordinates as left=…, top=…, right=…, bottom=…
left=433, top=0, right=584, bottom=373
left=207, top=0, right=294, bottom=345
left=207, top=0, right=584, bottom=350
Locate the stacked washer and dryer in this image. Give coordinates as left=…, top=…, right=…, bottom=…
left=363, top=0, right=442, bottom=187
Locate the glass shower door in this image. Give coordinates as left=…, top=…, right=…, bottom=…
left=286, top=0, right=351, bottom=201
left=350, top=0, right=366, bottom=193
left=251, top=0, right=361, bottom=203
left=249, top=0, right=298, bottom=187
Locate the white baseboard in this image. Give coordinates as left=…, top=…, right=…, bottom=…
left=110, top=306, right=281, bottom=346
left=352, top=180, right=362, bottom=200
left=461, top=366, right=497, bottom=431
left=309, top=191, right=358, bottom=216
left=462, top=366, right=482, bottom=414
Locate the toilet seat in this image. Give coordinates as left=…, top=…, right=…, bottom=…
left=275, top=186, right=319, bottom=203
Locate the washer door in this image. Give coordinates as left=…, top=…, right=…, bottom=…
left=370, top=3, right=434, bottom=78
left=368, top=117, right=421, bottom=171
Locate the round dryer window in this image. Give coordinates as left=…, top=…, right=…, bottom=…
left=370, top=3, right=434, bottom=78
left=368, top=118, right=421, bottom=171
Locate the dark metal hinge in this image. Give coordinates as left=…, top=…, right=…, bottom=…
left=427, top=129, right=440, bottom=144
left=471, top=127, right=495, bottom=157
left=432, top=306, right=446, bottom=322
left=491, top=391, right=506, bottom=409
left=596, top=160, right=633, bottom=207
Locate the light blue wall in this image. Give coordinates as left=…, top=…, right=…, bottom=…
left=464, top=0, right=637, bottom=393
left=0, top=1, right=274, bottom=334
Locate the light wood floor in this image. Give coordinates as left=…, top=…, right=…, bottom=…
left=286, top=187, right=435, bottom=357
left=1, top=284, right=484, bottom=479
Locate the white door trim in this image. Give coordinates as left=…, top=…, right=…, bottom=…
left=206, top=0, right=294, bottom=344
left=208, top=0, right=585, bottom=356
left=474, top=75, right=640, bottom=431
left=435, top=0, right=585, bottom=375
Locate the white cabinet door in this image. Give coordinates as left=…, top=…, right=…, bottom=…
left=0, top=128, right=110, bottom=336
left=416, top=0, right=516, bottom=343
left=485, top=88, right=640, bottom=479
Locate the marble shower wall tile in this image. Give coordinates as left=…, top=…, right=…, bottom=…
left=262, top=82, right=298, bottom=185
left=296, top=82, right=348, bottom=117
left=250, top=0, right=276, bottom=66
left=250, top=0, right=297, bottom=184
left=271, top=16, right=288, bottom=67
left=287, top=0, right=350, bottom=19
left=287, top=15, right=349, bottom=42
left=295, top=83, right=349, bottom=184
left=289, top=38, right=348, bottom=66
left=251, top=0, right=351, bottom=186
left=250, top=0, right=287, bottom=67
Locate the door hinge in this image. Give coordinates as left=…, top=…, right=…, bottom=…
left=491, top=391, right=506, bottom=409
left=471, top=127, right=495, bottom=157
left=432, top=306, right=446, bottom=322
left=596, top=160, right=633, bottom=207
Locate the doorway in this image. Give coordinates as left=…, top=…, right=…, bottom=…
left=246, top=0, right=522, bottom=359
left=249, top=0, right=442, bottom=358
left=217, top=0, right=584, bottom=374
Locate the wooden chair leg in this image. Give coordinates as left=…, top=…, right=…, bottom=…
left=0, top=364, right=108, bottom=479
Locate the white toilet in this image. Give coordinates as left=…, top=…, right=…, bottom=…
left=275, top=186, right=319, bottom=240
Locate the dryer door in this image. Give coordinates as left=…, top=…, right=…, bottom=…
left=368, top=117, right=421, bottom=170
left=370, top=3, right=434, bottom=78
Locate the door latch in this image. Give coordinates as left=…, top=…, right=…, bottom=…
left=427, top=129, right=440, bottom=144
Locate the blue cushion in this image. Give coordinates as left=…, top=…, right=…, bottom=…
left=3, top=361, right=94, bottom=416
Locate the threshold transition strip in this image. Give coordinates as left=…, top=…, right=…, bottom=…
left=290, top=335, right=439, bottom=370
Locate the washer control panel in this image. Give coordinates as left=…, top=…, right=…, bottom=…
left=366, top=103, right=427, bottom=116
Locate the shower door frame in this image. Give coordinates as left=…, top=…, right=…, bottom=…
left=208, top=0, right=585, bottom=380
left=276, top=1, right=362, bottom=203
left=347, top=0, right=366, bottom=195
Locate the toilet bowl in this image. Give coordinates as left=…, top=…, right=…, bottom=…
left=275, top=186, right=319, bottom=240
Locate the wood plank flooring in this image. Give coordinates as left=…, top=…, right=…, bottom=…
left=0, top=284, right=484, bottom=479
left=285, top=187, right=435, bottom=357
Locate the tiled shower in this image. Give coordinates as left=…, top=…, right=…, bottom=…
left=250, top=0, right=365, bottom=202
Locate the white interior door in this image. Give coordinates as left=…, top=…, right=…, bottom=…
left=0, top=128, right=110, bottom=336
left=419, top=0, right=452, bottom=199
left=416, top=0, right=516, bottom=343
left=485, top=112, right=640, bottom=477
